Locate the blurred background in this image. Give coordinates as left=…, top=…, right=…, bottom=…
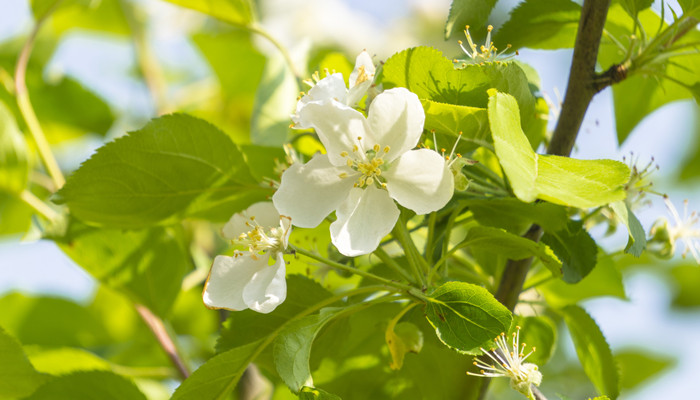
left=1, top=0, right=699, bottom=398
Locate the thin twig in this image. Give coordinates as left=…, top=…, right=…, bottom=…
left=14, top=0, right=65, bottom=189
left=134, top=304, right=190, bottom=380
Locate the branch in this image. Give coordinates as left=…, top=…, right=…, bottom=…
left=135, top=304, right=190, bottom=380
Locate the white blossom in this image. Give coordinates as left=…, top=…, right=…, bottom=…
left=273, top=86, right=453, bottom=257
left=467, top=327, right=542, bottom=400
left=203, top=202, right=291, bottom=314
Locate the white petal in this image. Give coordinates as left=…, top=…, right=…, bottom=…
left=273, top=154, right=357, bottom=228
left=384, top=149, right=454, bottom=214
left=347, top=50, right=375, bottom=106
left=203, top=254, right=267, bottom=311
left=366, top=87, right=425, bottom=163
left=293, top=73, right=347, bottom=129
left=243, top=253, right=287, bottom=314
left=300, top=101, right=371, bottom=166
left=330, top=185, right=399, bottom=256
left=223, top=202, right=280, bottom=240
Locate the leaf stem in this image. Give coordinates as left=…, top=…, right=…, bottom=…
left=247, top=23, right=304, bottom=82
left=14, top=0, right=65, bottom=190
left=372, top=246, right=416, bottom=283
left=134, top=304, right=190, bottom=380
left=289, top=244, right=423, bottom=298
left=19, top=189, right=59, bottom=222
left=391, top=213, right=429, bottom=288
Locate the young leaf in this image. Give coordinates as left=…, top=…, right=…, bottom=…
left=511, top=315, right=557, bottom=366
left=541, top=220, right=598, bottom=283
left=162, top=0, right=256, bottom=26
left=26, top=347, right=112, bottom=375
left=55, top=114, right=271, bottom=227
left=0, top=326, right=50, bottom=399
left=299, top=386, right=342, bottom=400
left=609, top=201, right=647, bottom=257
left=24, top=370, right=147, bottom=400
left=386, top=321, right=424, bottom=370
left=274, top=307, right=344, bottom=392
left=465, top=197, right=568, bottom=234
left=615, top=350, right=674, bottom=390
left=495, top=0, right=581, bottom=50
left=444, top=0, right=498, bottom=39
left=618, top=0, right=653, bottom=17
left=0, top=100, right=29, bottom=194
left=425, top=281, right=512, bottom=354
left=422, top=100, right=490, bottom=153
left=488, top=91, right=630, bottom=208
left=562, top=305, right=620, bottom=399
left=57, top=224, right=192, bottom=317
left=460, top=226, right=563, bottom=277
left=251, top=52, right=299, bottom=146
left=669, top=264, right=700, bottom=308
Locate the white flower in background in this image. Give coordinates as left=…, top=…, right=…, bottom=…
left=273, top=87, right=454, bottom=257
left=293, top=50, right=376, bottom=128
left=649, top=196, right=700, bottom=264
left=203, top=202, right=291, bottom=314
left=468, top=327, right=542, bottom=400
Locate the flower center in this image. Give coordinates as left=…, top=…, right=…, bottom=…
left=233, top=216, right=288, bottom=259
left=340, top=137, right=390, bottom=189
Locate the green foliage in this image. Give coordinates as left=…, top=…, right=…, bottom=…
left=162, top=0, right=257, bottom=26
left=55, top=114, right=271, bottom=227
left=274, top=307, right=344, bottom=392
left=24, top=371, right=147, bottom=400
left=615, top=350, right=674, bottom=390
left=495, top=0, right=581, bottom=50
left=0, top=326, right=50, bottom=399
left=444, top=0, right=498, bottom=39
left=386, top=321, right=423, bottom=370
left=380, top=46, right=536, bottom=153
left=562, top=306, right=620, bottom=400
left=299, top=386, right=342, bottom=400
left=57, top=223, right=192, bottom=317
left=678, top=0, right=700, bottom=17
left=609, top=201, right=647, bottom=257
left=425, top=281, right=512, bottom=354
left=0, top=100, right=29, bottom=193
left=670, top=264, right=700, bottom=307
left=251, top=52, right=298, bottom=146
left=0, top=191, right=33, bottom=235
left=465, top=198, right=568, bottom=234
left=488, top=91, right=630, bottom=208
left=541, top=220, right=597, bottom=283
left=617, top=0, right=653, bottom=18
left=540, top=253, right=626, bottom=307
left=25, top=347, right=112, bottom=375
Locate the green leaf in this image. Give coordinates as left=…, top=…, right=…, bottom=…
left=494, top=0, right=581, bottom=50
left=541, top=220, right=597, bottom=283
left=274, top=307, right=344, bottom=392
left=615, top=350, right=674, bottom=390
left=57, top=223, right=192, bottom=317
left=381, top=47, right=536, bottom=152
left=609, top=201, right=646, bottom=257
left=425, top=281, right=512, bottom=354
left=386, top=321, right=423, bottom=370
left=465, top=197, right=568, bottom=234
left=562, top=305, right=620, bottom=400
left=25, top=347, right=112, bottom=375
left=0, top=293, right=114, bottom=348
left=299, top=386, right=342, bottom=400
left=670, top=264, right=700, bottom=308
left=678, top=0, right=700, bottom=17
left=49, top=0, right=129, bottom=35
left=617, top=0, right=653, bottom=17
left=488, top=91, right=629, bottom=208
left=0, top=192, right=33, bottom=236
left=0, top=100, right=29, bottom=194
left=172, top=340, right=262, bottom=400
left=251, top=52, right=299, bottom=146
left=24, top=371, right=146, bottom=400
left=460, top=226, right=563, bottom=277
left=0, top=326, right=50, bottom=399
left=444, top=0, right=498, bottom=39
left=540, top=252, right=625, bottom=307
left=511, top=315, right=557, bottom=366
left=162, top=0, right=256, bottom=26
left=55, top=114, right=270, bottom=227
left=216, top=275, right=334, bottom=353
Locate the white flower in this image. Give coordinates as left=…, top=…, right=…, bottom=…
left=203, top=202, right=291, bottom=314
left=649, top=196, right=700, bottom=264
left=293, top=50, right=376, bottom=129
left=467, top=327, right=542, bottom=400
left=273, top=87, right=454, bottom=257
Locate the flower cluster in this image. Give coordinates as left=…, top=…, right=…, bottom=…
left=467, top=327, right=542, bottom=399
left=203, top=202, right=291, bottom=314
left=273, top=51, right=454, bottom=256
left=649, top=196, right=700, bottom=264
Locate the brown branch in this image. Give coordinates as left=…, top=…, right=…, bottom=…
left=135, top=304, right=190, bottom=380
